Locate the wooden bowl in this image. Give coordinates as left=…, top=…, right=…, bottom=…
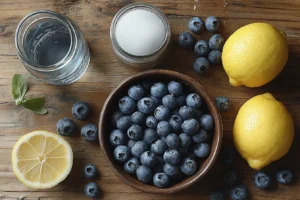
left=99, top=69, right=223, bottom=194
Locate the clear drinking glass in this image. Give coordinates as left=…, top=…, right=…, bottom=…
left=15, top=10, right=90, bottom=85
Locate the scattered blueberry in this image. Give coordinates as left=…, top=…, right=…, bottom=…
left=119, top=96, right=136, bottom=114
left=131, top=111, right=145, bottom=125
left=81, top=124, right=98, bottom=142
left=137, top=97, right=156, bottom=114
left=151, top=139, right=168, bottom=156
left=208, top=50, right=222, bottom=64
left=83, top=163, right=98, bottom=179
left=127, top=139, right=137, bottom=151
left=131, top=141, right=149, bottom=158
left=110, top=129, right=127, bottom=147
left=127, top=124, right=143, bottom=140
left=215, top=96, right=231, bottom=111
left=84, top=182, right=100, bottom=198
left=178, top=32, right=196, bottom=49
left=163, top=149, right=181, bottom=165
left=140, top=151, right=157, bottom=167
left=136, top=165, right=153, bottom=183
left=192, top=129, right=209, bottom=143
left=143, top=128, right=159, bottom=145
left=154, top=105, right=170, bottom=121
left=177, top=96, right=186, bottom=107
left=224, top=169, right=238, bottom=185
left=168, top=81, right=183, bottom=96
left=194, top=40, right=210, bottom=57
left=180, top=158, right=197, bottom=176
left=194, top=143, right=210, bottom=158
left=151, top=82, right=168, bottom=98
left=124, top=157, right=140, bottom=174
left=188, top=17, right=204, bottom=33
left=165, top=133, right=180, bottom=148
left=153, top=156, right=165, bottom=173
left=276, top=170, right=293, bottom=185
left=179, top=133, right=192, bottom=148
left=157, top=121, right=172, bottom=137
left=162, top=94, right=177, bottom=109
left=72, top=101, right=91, bottom=120
left=111, top=111, right=124, bottom=126
left=181, top=119, right=199, bottom=135
left=179, top=106, right=194, bottom=120
left=145, top=116, right=158, bottom=129
left=210, top=190, right=225, bottom=200
left=205, top=16, right=220, bottom=32
left=193, top=57, right=210, bottom=74
left=169, top=115, right=183, bottom=132
left=230, top=185, right=248, bottom=200
left=163, top=163, right=182, bottom=179
left=153, top=173, right=170, bottom=188
left=208, top=34, right=224, bottom=50
left=254, top=171, right=272, bottom=189
left=116, top=116, right=132, bottom=131
left=113, top=145, right=130, bottom=163
left=221, top=147, right=236, bottom=165
left=199, top=114, right=214, bottom=131
left=128, top=85, right=144, bottom=100
left=56, top=118, right=77, bottom=136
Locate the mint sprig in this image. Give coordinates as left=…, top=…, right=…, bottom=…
left=12, top=74, right=48, bottom=115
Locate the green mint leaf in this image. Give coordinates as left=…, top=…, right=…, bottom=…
left=21, top=97, right=48, bottom=115
left=12, top=74, right=28, bottom=105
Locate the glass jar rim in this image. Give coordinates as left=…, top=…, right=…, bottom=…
left=110, top=3, right=171, bottom=59
left=15, top=10, right=76, bottom=72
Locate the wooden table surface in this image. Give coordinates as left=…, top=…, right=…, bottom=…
left=1, top=0, right=300, bottom=199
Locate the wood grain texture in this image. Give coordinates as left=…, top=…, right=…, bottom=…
left=0, top=0, right=300, bottom=199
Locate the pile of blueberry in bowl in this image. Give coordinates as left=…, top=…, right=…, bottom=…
left=99, top=70, right=222, bottom=194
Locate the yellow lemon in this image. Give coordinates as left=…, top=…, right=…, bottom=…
left=233, top=93, right=294, bottom=170
left=222, top=23, right=288, bottom=87
left=12, top=131, right=73, bottom=189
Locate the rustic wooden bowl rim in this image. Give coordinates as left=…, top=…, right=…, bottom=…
left=99, top=69, right=223, bottom=194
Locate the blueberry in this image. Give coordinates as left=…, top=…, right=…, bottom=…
left=188, top=17, right=204, bottom=33
left=163, top=163, right=181, bottom=179
left=140, top=151, right=157, bottom=167
left=154, top=105, right=170, bottom=121
left=153, top=156, right=165, bottom=173
left=169, top=115, right=183, bottom=132
left=111, top=111, right=124, bottom=126
left=210, top=190, right=225, bottom=200
left=127, top=124, right=143, bottom=140
left=179, top=106, right=194, bottom=120
left=124, top=157, right=140, bottom=174
left=116, top=116, right=132, bottom=131
left=177, top=96, right=186, bottom=107
left=205, top=16, right=220, bottom=32
left=230, top=185, right=248, bottom=200
left=119, top=96, right=136, bottom=114
left=186, top=93, right=202, bottom=108
left=151, top=140, right=168, bottom=156
left=193, top=57, right=210, bottom=74
left=168, top=81, right=183, bottom=96
left=208, top=50, right=222, bottom=65
left=127, top=139, right=137, bottom=151
left=153, top=173, right=170, bottom=188
left=178, top=147, right=189, bottom=156
left=199, top=114, right=214, bottom=131
left=181, top=119, right=199, bottom=135
left=83, top=163, right=98, bottom=179
left=150, top=95, right=162, bottom=107
left=72, top=101, right=91, bottom=120
left=194, top=40, right=210, bottom=57
left=165, top=133, right=180, bottom=148
left=221, top=147, right=236, bottom=165
left=113, top=145, right=130, bottom=163
left=110, top=129, right=127, bottom=147
left=178, top=32, right=196, bottom=49
left=276, top=170, right=293, bottom=185
left=143, top=128, right=159, bottom=145
left=137, top=97, right=156, bottom=114
left=81, top=124, right=98, bottom=142
left=180, top=158, right=197, bottom=176
left=56, top=118, right=77, bottom=136
left=131, top=141, right=149, bottom=158
left=179, top=133, right=192, bottom=148
left=128, top=85, right=144, bottom=100
left=209, top=34, right=224, bottom=50
left=254, top=171, right=272, bottom=189
left=157, top=121, right=172, bottom=137
left=224, top=169, right=238, bottom=185
left=141, top=80, right=152, bottom=91
left=163, top=149, right=181, bottom=165
left=84, top=182, right=100, bottom=198
left=215, top=96, right=231, bottom=111
left=194, top=143, right=210, bottom=158
left=136, top=165, right=153, bottom=183
left=131, top=111, right=145, bottom=125
left=151, top=82, right=168, bottom=98
left=192, top=129, right=209, bottom=143
left=162, top=95, right=177, bottom=109
left=145, top=116, right=158, bottom=129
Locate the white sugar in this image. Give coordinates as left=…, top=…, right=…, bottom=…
left=115, top=9, right=166, bottom=56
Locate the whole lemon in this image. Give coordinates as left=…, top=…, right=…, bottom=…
left=233, top=93, right=294, bottom=170
left=222, top=23, right=288, bottom=87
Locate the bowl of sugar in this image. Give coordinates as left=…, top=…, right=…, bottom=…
left=110, top=3, right=171, bottom=69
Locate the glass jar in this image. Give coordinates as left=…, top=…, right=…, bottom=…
left=15, top=10, right=90, bottom=85
left=110, top=3, right=171, bottom=69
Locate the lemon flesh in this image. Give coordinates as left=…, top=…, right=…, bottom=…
left=222, top=23, right=288, bottom=88
left=233, top=93, right=294, bottom=170
left=12, top=131, right=73, bottom=189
